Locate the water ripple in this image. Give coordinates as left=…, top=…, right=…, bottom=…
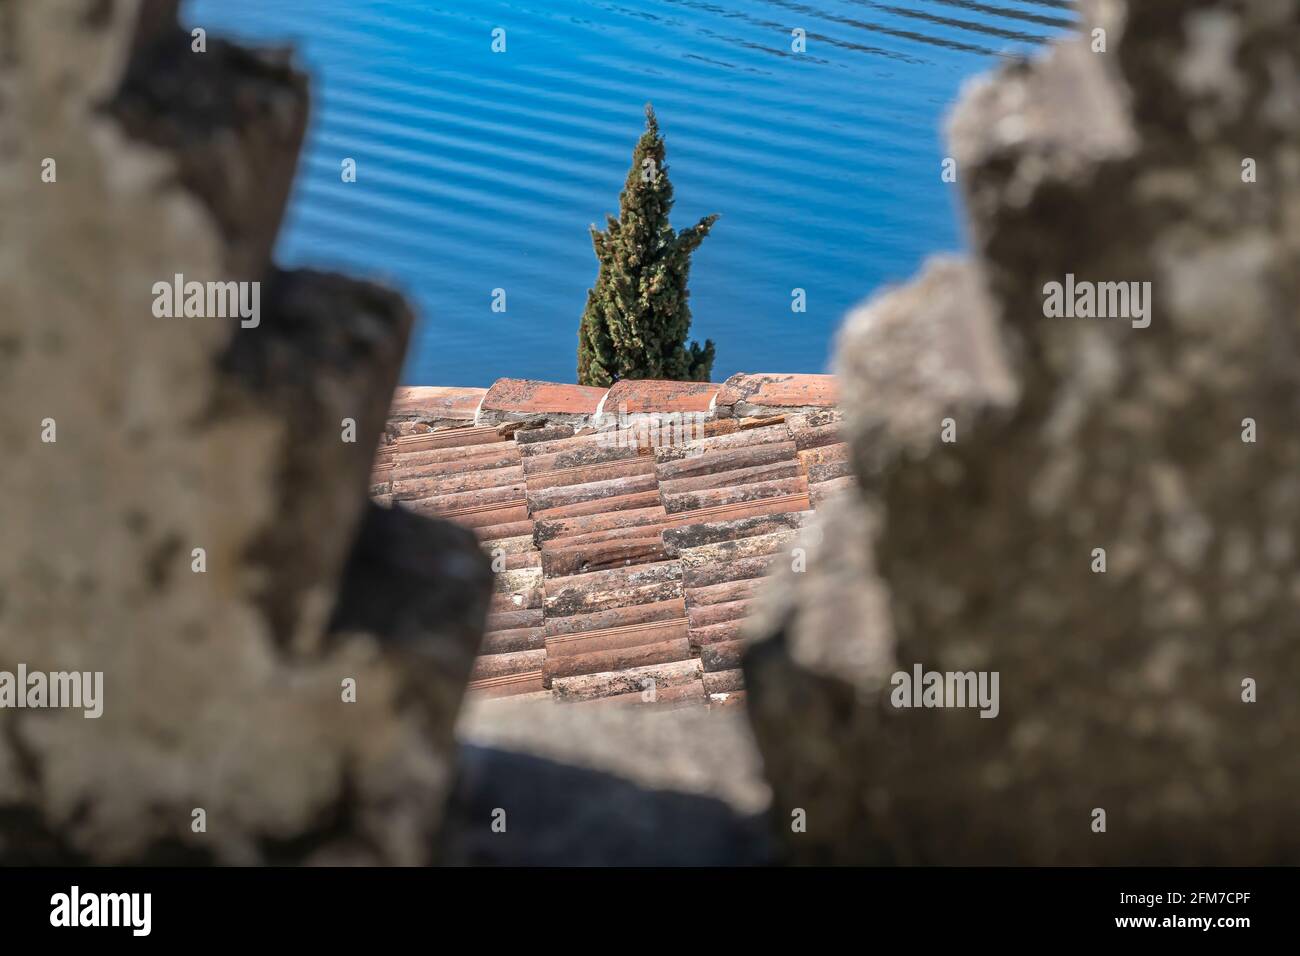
left=186, top=0, right=1070, bottom=386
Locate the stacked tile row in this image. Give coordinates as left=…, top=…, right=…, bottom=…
left=371, top=422, right=546, bottom=699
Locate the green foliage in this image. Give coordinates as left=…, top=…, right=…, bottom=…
left=577, top=104, right=718, bottom=387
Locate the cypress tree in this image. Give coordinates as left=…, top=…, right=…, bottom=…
left=577, top=103, right=718, bottom=387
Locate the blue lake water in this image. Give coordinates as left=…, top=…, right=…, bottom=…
left=185, top=0, right=1074, bottom=387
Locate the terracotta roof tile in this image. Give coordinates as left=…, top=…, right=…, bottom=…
left=686, top=599, right=749, bottom=628
left=540, top=537, right=668, bottom=577
left=600, top=379, right=720, bottom=415
left=390, top=465, right=524, bottom=502
left=659, top=458, right=801, bottom=496
left=471, top=648, right=547, bottom=682
left=391, top=424, right=501, bottom=450
left=474, top=519, right=536, bottom=542
left=803, top=447, right=853, bottom=484
left=703, top=668, right=744, bottom=695
left=655, top=441, right=796, bottom=482
left=689, top=618, right=746, bottom=646
left=714, top=373, right=837, bottom=417
left=530, top=489, right=662, bottom=520
left=683, top=577, right=763, bottom=607
left=655, top=420, right=791, bottom=457
left=487, top=607, right=543, bottom=630
left=545, top=618, right=688, bottom=656
left=789, top=414, right=844, bottom=450
left=478, top=378, right=608, bottom=425
left=543, top=635, right=691, bottom=686
left=544, top=560, right=685, bottom=618
left=528, top=472, right=659, bottom=516
left=810, top=474, right=857, bottom=508
left=661, top=475, right=809, bottom=515
left=543, top=597, right=686, bottom=636
left=514, top=423, right=578, bottom=446
left=481, top=625, right=545, bottom=654
left=491, top=566, right=544, bottom=610
left=550, top=658, right=702, bottom=703
left=523, top=445, right=645, bottom=479
left=661, top=510, right=812, bottom=555
left=468, top=670, right=546, bottom=698
left=534, top=504, right=668, bottom=544
left=406, top=485, right=528, bottom=517
left=387, top=443, right=519, bottom=478
left=387, top=385, right=488, bottom=425
left=700, top=640, right=744, bottom=673
left=525, top=451, right=654, bottom=489
left=488, top=533, right=544, bottom=554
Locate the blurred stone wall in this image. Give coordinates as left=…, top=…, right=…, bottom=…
left=744, top=0, right=1300, bottom=864
left=0, top=0, right=492, bottom=864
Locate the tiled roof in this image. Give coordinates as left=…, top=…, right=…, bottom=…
left=370, top=374, right=850, bottom=709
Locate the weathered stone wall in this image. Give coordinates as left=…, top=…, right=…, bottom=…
left=0, top=0, right=491, bottom=864
left=745, top=0, right=1300, bottom=864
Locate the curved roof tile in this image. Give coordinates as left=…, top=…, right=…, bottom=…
left=601, top=379, right=720, bottom=415
left=714, top=373, right=837, bottom=417
left=478, top=378, right=608, bottom=425
left=389, top=385, right=486, bottom=423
